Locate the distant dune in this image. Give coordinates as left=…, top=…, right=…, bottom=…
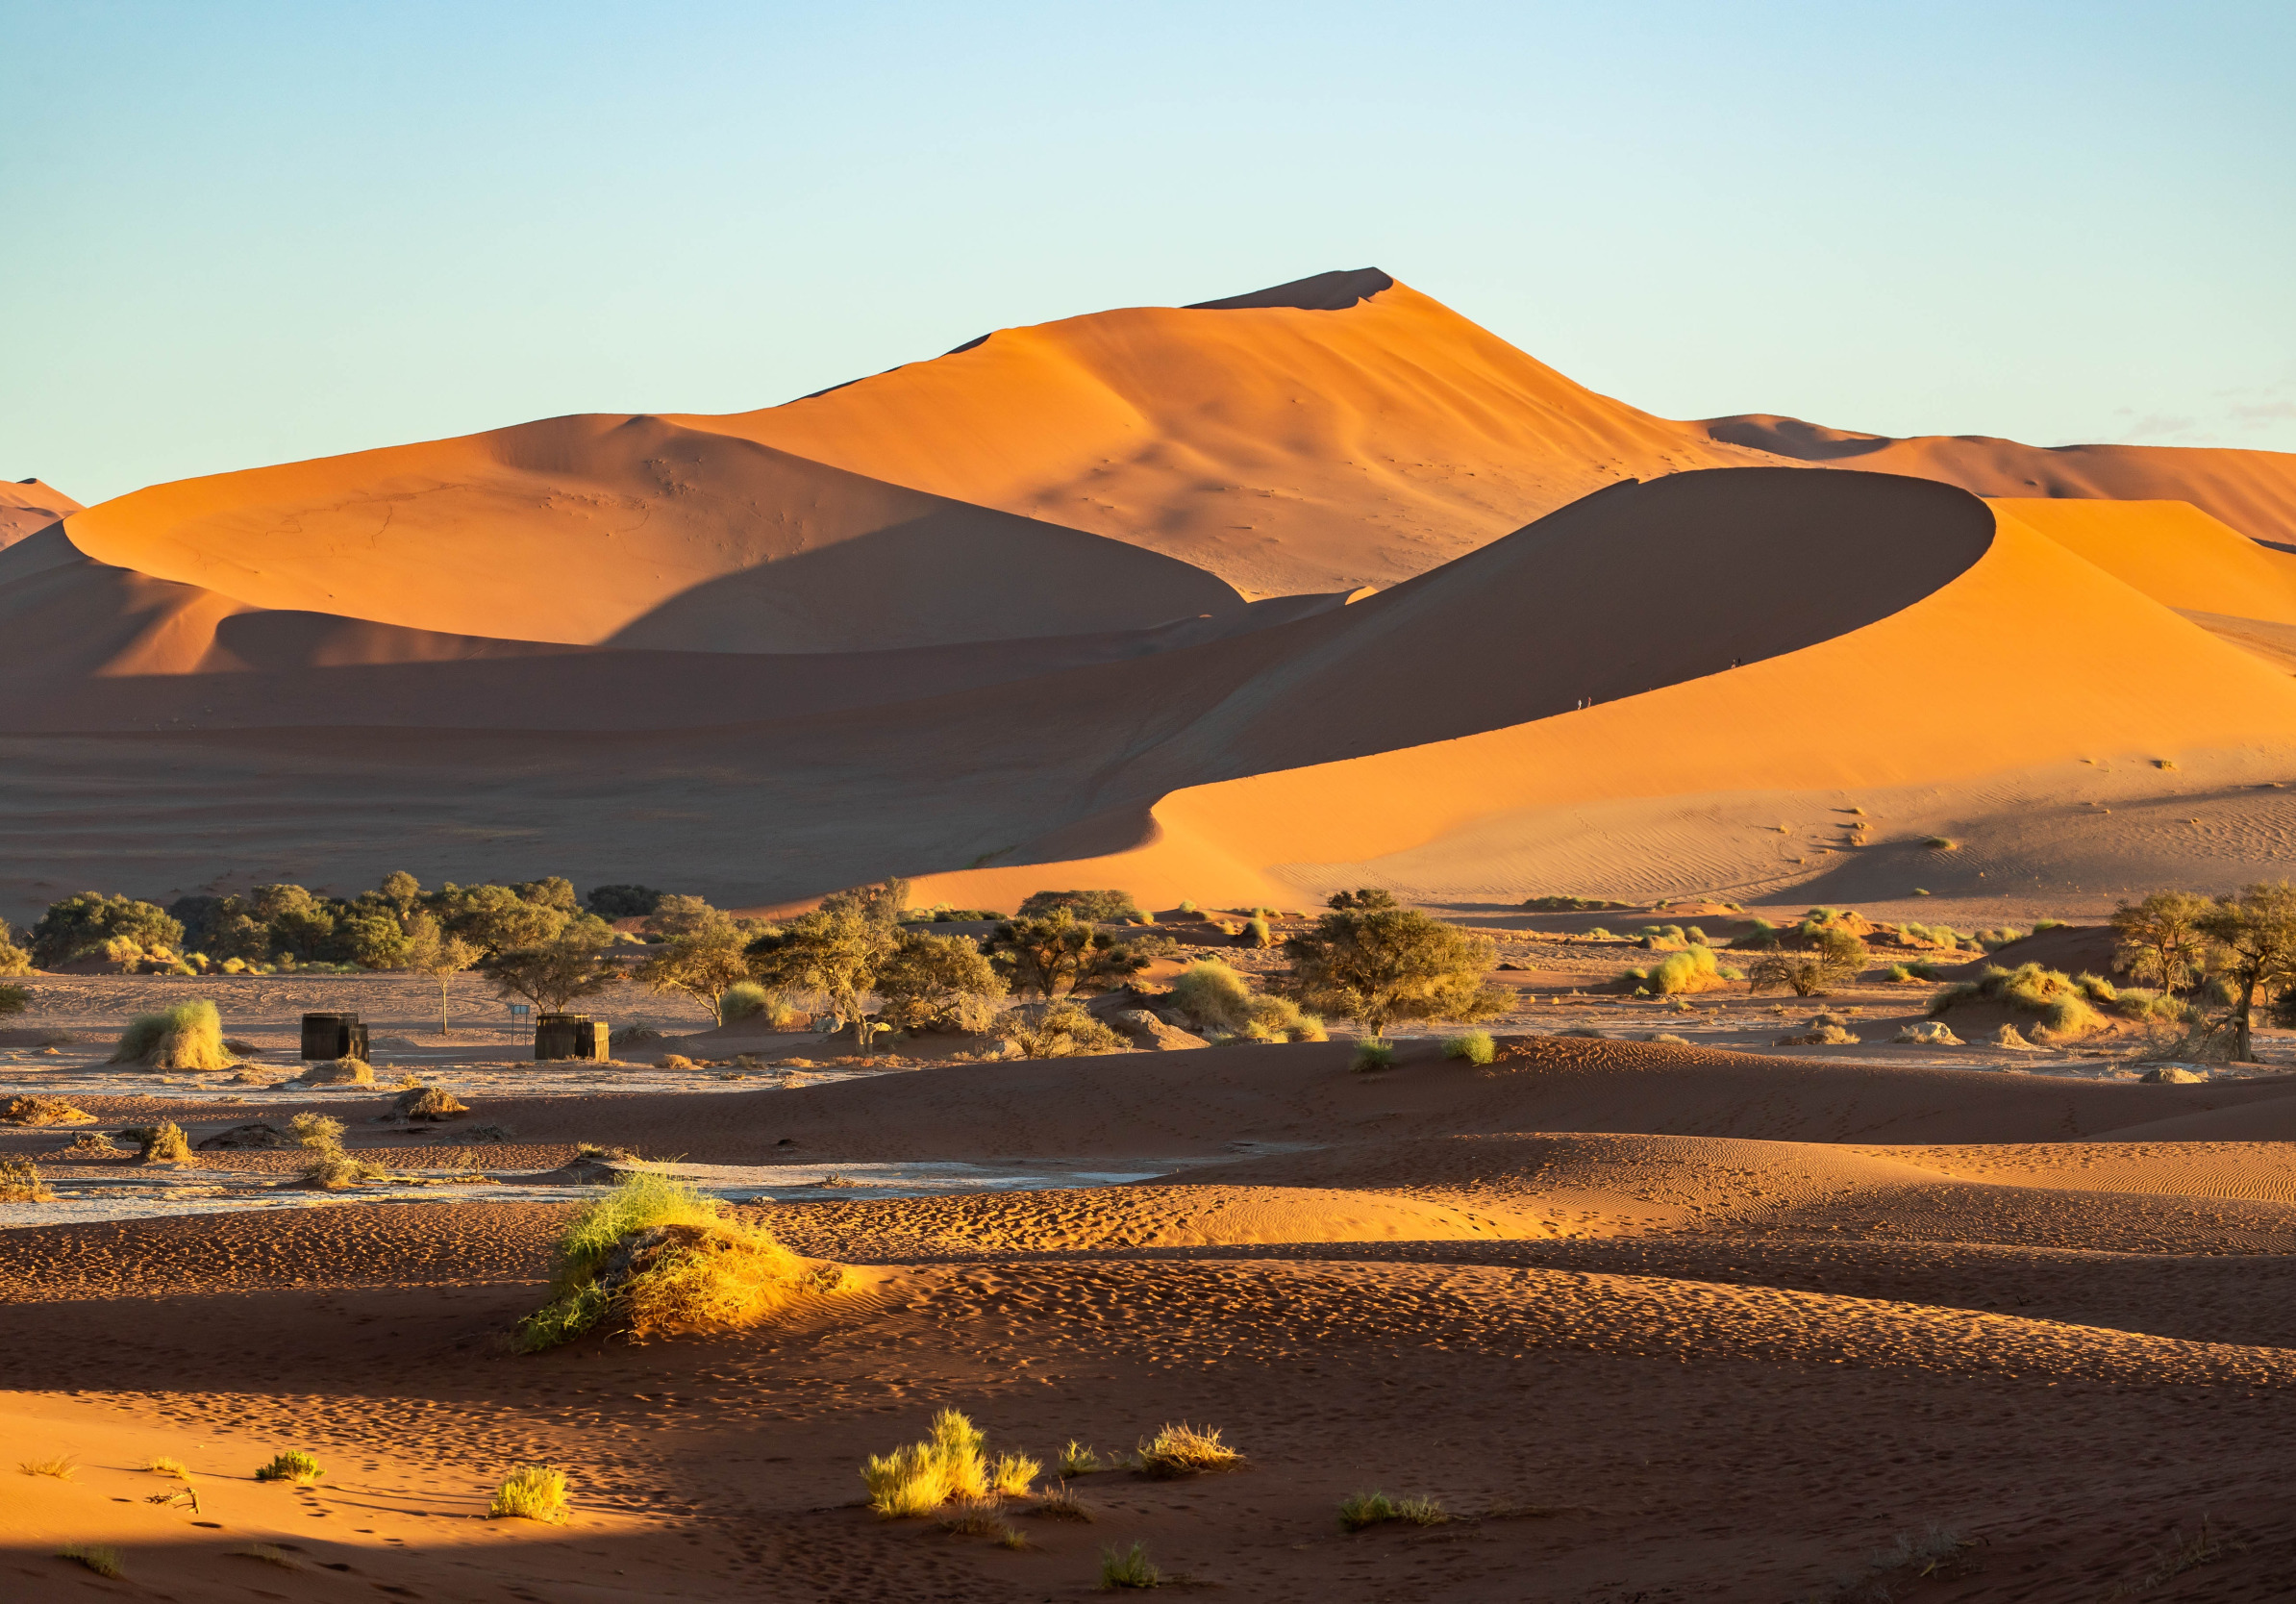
left=0, top=477, right=81, bottom=551
left=7, top=270, right=2296, bottom=917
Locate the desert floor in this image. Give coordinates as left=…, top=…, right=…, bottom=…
left=6, top=931, right=2296, bottom=1603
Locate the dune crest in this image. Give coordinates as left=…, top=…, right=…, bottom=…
left=0, top=476, right=82, bottom=552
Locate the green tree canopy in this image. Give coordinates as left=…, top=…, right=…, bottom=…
left=1283, top=907, right=1506, bottom=1041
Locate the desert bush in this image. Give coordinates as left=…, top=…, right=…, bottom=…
left=1924, top=836, right=1959, bottom=851
left=109, top=1000, right=233, bottom=1070
left=489, top=1465, right=569, bottom=1522
left=1242, top=916, right=1272, bottom=949
left=1, top=1095, right=91, bottom=1126
left=719, top=981, right=770, bottom=1021
left=1010, top=999, right=1128, bottom=1058
left=1635, top=944, right=1725, bottom=996
left=1442, top=1030, right=1495, bottom=1065
left=1166, top=961, right=1324, bottom=1041
left=1100, top=1541, right=1161, bottom=1589
left=0, top=1158, right=54, bottom=1201
left=878, top=931, right=1009, bottom=1033
left=0, top=921, right=31, bottom=977
left=986, top=910, right=1167, bottom=1002
left=861, top=1408, right=1016, bottom=1516
left=487, top=933, right=623, bottom=1015
left=1016, top=889, right=1141, bottom=924
left=122, top=1121, right=193, bottom=1165
left=1338, top=1491, right=1447, bottom=1531
left=56, top=1130, right=121, bottom=1158
left=748, top=907, right=901, bottom=1053
left=255, top=1450, right=324, bottom=1485
left=144, top=1456, right=190, bottom=1480
left=636, top=920, right=751, bottom=1025
left=1730, top=919, right=1781, bottom=950
left=1239, top=994, right=1327, bottom=1042
left=1285, top=908, right=1505, bottom=1040
left=393, top=1085, right=469, bottom=1121
left=30, top=892, right=184, bottom=968
left=1351, top=1040, right=1397, bottom=1071
left=586, top=883, right=665, bottom=919
left=1522, top=895, right=1630, bottom=912
left=303, top=1150, right=387, bottom=1190
left=1894, top=1021, right=1962, bottom=1045
left=1747, top=953, right=1830, bottom=997
left=1326, top=888, right=1398, bottom=910
left=1135, top=1421, right=1244, bottom=1478
left=515, top=1172, right=833, bottom=1351
left=1928, top=964, right=2103, bottom=1038
left=1776, top=1023, right=1860, bottom=1046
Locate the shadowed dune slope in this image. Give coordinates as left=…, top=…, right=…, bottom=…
left=1702, top=412, right=2296, bottom=548
left=912, top=484, right=2296, bottom=910
left=61, top=414, right=1242, bottom=652
left=0, top=477, right=80, bottom=551
left=697, top=271, right=1778, bottom=596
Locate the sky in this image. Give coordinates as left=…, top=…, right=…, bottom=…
left=5, top=0, right=2291, bottom=504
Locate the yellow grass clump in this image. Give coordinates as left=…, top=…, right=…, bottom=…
left=1929, top=964, right=2105, bottom=1038
left=145, top=1456, right=191, bottom=1480
left=1135, top=1421, right=1245, bottom=1478
left=0, top=1157, right=55, bottom=1201
left=1441, top=1030, right=1495, bottom=1065
left=489, top=1465, right=569, bottom=1522
left=861, top=1409, right=1040, bottom=1517
left=109, top=999, right=235, bottom=1070
left=1169, top=960, right=1325, bottom=1041
left=20, top=1453, right=78, bottom=1479
left=254, top=1450, right=324, bottom=1484
left=56, top=1545, right=122, bottom=1578
left=515, top=1172, right=837, bottom=1351
left=0, top=1095, right=92, bottom=1126
left=122, top=1121, right=193, bottom=1165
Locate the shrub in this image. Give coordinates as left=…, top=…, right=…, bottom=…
left=30, top=892, right=184, bottom=968
left=1016, top=890, right=1142, bottom=924
left=1924, top=837, right=1959, bottom=851
left=1033, top=1483, right=1097, bottom=1520
left=0, top=1158, right=54, bottom=1202
left=1135, top=1422, right=1244, bottom=1478
left=393, top=1085, right=468, bottom=1121
left=719, top=981, right=771, bottom=1020
left=255, top=1450, right=324, bottom=1485
left=635, top=921, right=751, bottom=1024
left=1351, top=1040, right=1396, bottom=1071
left=1242, top=916, right=1273, bottom=948
left=1644, top=945, right=1723, bottom=995
left=1326, top=888, right=1398, bottom=911
left=1011, top=999, right=1129, bottom=1058
left=56, top=1130, right=121, bottom=1158
left=1176, top=900, right=1200, bottom=915
left=1, top=1095, right=91, bottom=1126
left=489, top=1465, right=569, bottom=1522
left=303, top=1150, right=387, bottom=1190
left=1776, top=1023, right=1860, bottom=1046
left=748, top=907, right=901, bottom=1052
left=122, top=1121, right=193, bottom=1165
left=1730, top=919, right=1780, bottom=950
left=514, top=1172, right=832, bottom=1351
left=1168, top=961, right=1323, bottom=1041
left=1521, top=895, right=1630, bottom=912
left=1441, top=1030, right=1495, bottom=1065
left=1928, top=964, right=2103, bottom=1038
left=985, top=910, right=1160, bottom=1001
left=1100, top=1541, right=1161, bottom=1589
left=1747, top=953, right=1830, bottom=997
left=110, top=1000, right=233, bottom=1070
left=1285, top=908, right=1506, bottom=1039
left=1894, top=1021, right=1961, bottom=1045
left=1339, top=1491, right=1447, bottom=1531
left=2111, top=890, right=2211, bottom=994
left=877, top=931, right=1009, bottom=1033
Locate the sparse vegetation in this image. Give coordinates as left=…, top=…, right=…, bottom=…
left=20, top=1453, right=77, bottom=1479
left=861, top=1408, right=1015, bottom=1516
left=1134, top=1421, right=1244, bottom=1478
left=748, top=906, right=901, bottom=1053
left=0, top=1095, right=90, bottom=1126
left=1924, top=836, right=1959, bottom=851
left=1016, top=889, right=1144, bottom=924
left=1928, top=963, right=2103, bottom=1039
left=489, top=1465, right=570, bottom=1522
left=402, top=911, right=483, bottom=1036
left=1168, top=960, right=1324, bottom=1041
left=635, top=914, right=753, bottom=1025
left=1060, top=1441, right=1105, bottom=1476
left=1351, top=1040, right=1397, bottom=1071
left=1338, top=1491, right=1448, bottom=1531
left=0, top=1157, right=55, bottom=1201
left=487, top=931, right=623, bottom=1015
left=1521, top=895, right=1631, bottom=912
left=1010, top=999, right=1130, bottom=1057
left=1100, top=1541, right=1162, bottom=1589
left=1627, top=943, right=1727, bottom=996
left=2204, top=881, right=2296, bottom=1061
left=1033, top=1482, right=1098, bottom=1520
left=110, top=999, right=234, bottom=1069
left=255, top=1449, right=325, bottom=1485
left=121, top=1120, right=193, bottom=1165
left=393, top=1084, right=469, bottom=1121
left=55, top=1545, right=121, bottom=1578
left=515, top=1172, right=835, bottom=1351
left=1326, top=888, right=1398, bottom=910
left=1442, top=1030, right=1495, bottom=1065
left=233, top=1542, right=300, bottom=1568
left=145, top=1456, right=191, bottom=1480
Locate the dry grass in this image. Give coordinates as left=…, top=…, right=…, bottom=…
left=0, top=1094, right=92, bottom=1126
left=1338, top=1491, right=1448, bottom=1531
left=20, top=1453, right=77, bottom=1479
left=1930, top=963, right=2104, bottom=1038
left=234, top=1543, right=301, bottom=1569
left=1011, top=999, right=1130, bottom=1058
left=122, top=1120, right=193, bottom=1165
left=1350, top=1040, right=1396, bottom=1071
left=861, top=1408, right=1010, bottom=1516
left=393, top=1084, right=469, bottom=1120
left=1135, top=1421, right=1244, bottom=1479
left=1030, top=1482, right=1098, bottom=1520
left=2101, top=1516, right=2234, bottom=1598
left=144, top=1456, right=191, bottom=1480
left=489, top=1465, right=569, bottom=1522
left=110, top=999, right=234, bottom=1069
left=56, top=1130, right=121, bottom=1158
left=1060, top=1440, right=1105, bottom=1476
left=254, top=1449, right=324, bottom=1485
left=937, top=1508, right=1029, bottom=1547
left=56, top=1545, right=121, bottom=1578
left=0, top=1157, right=54, bottom=1202
left=1100, top=1541, right=1163, bottom=1589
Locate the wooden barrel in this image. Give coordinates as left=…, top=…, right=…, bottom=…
left=300, top=1013, right=367, bottom=1062
left=536, top=1013, right=610, bottom=1062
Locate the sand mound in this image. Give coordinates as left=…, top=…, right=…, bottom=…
left=0, top=476, right=80, bottom=552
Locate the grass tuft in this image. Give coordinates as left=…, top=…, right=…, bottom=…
left=489, top=1465, right=569, bottom=1522
left=1350, top=1040, right=1396, bottom=1072
left=20, top=1453, right=77, bottom=1479
left=1135, top=1421, right=1244, bottom=1479
left=1441, top=1030, right=1495, bottom=1065
left=1060, top=1440, right=1104, bottom=1476
left=1340, top=1490, right=1449, bottom=1531
left=145, top=1456, right=191, bottom=1480
left=234, top=1543, right=300, bottom=1568
left=110, top=999, right=234, bottom=1070
left=1100, top=1541, right=1162, bottom=1589
left=0, top=1156, right=55, bottom=1201
left=1928, top=963, right=2104, bottom=1038
left=0, top=1095, right=93, bottom=1126
left=1031, top=1481, right=1098, bottom=1520
left=861, top=1408, right=1023, bottom=1517
left=254, top=1449, right=324, bottom=1485
left=56, top=1545, right=122, bottom=1578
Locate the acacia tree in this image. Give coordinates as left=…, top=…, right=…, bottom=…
left=402, top=911, right=483, bottom=1037
left=2110, top=890, right=2213, bottom=996
left=636, top=920, right=753, bottom=1026
left=987, top=909, right=1160, bottom=999
left=876, top=930, right=1008, bottom=1033
left=2199, top=881, right=2296, bottom=1062
left=486, top=933, right=623, bottom=1015
left=1283, top=906, right=1507, bottom=1042
left=746, top=906, right=900, bottom=1053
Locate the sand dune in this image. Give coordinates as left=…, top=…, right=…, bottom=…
left=1702, top=412, right=2296, bottom=549
left=0, top=476, right=80, bottom=551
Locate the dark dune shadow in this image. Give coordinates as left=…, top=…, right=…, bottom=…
left=1187, top=266, right=1395, bottom=312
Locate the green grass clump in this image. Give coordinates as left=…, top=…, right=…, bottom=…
left=56, top=1545, right=121, bottom=1578
left=1441, top=1030, right=1495, bottom=1065
left=255, top=1449, right=324, bottom=1485
left=718, top=981, right=771, bottom=1020
left=515, top=1171, right=826, bottom=1351
left=489, top=1465, right=569, bottom=1522
left=1060, top=1440, right=1104, bottom=1475
left=1642, top=944, right=1722, bottom=995
left=1100, top=1541, right=1162, bottom=1589
left=1924, top=836, right=1959, bottom=851
left=110, top=1000, right=234, bottom=1070
left=1339, top=1491, right=1448, bottom=1531
left=1928, top=963, right=2104, bottom=1038
left=1169, top=961, right=1323, bottom=1041
left=1350, top=1040, right=1396, bottom=1072
left=862, top=1408, right=1022, bottom=1516
left=1242, top=916, right=1272, bottom=948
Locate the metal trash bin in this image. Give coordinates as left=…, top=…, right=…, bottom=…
left=301, top=1013, right=369, bottom=1062
left=535, top=1013, right=610, bottom=1062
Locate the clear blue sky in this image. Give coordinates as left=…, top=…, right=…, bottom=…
left=5, top=1, right=2290, bottom=504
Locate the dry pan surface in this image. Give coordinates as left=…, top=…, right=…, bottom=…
left=7, top=1035, right=2296, bottom=1601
